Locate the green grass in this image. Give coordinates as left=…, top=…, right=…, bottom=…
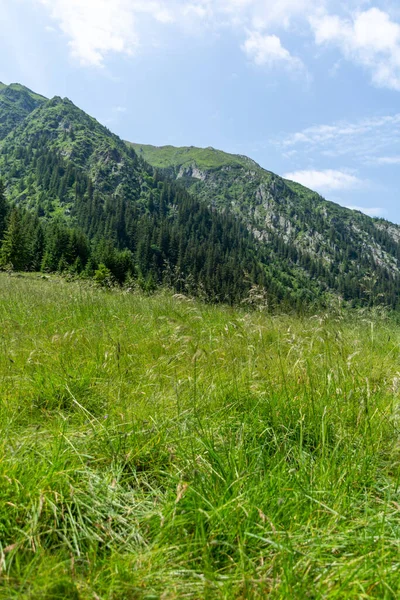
left=128, top=143, right=261, bottom=171
left=1, top=273, right=400, bottom=599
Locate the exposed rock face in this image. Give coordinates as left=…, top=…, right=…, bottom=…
left=375, top=221, right=400, bottom=245
left=177, top=165, right=207, bottom=181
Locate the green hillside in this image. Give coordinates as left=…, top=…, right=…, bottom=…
left=0, top=82, right=46, bottom=140
left=0, top=95, right=146, bottom=211
left=130, top=141, right=400, bottom=307
left=1, top=82, right=400, bottom=308
left=130, top=142, right=260, bottom=171
left=2, top=80, right=400, bottom=600
left=0, top=86, right=274, bottom=304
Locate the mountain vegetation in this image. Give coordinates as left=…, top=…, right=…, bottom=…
left=131, top=143, right=400, bottom=308
left=0, top=82, right=46, bottom=140
left=0, top=86, right=269, bottom=304
left=1, top=82, right=400, bottom=309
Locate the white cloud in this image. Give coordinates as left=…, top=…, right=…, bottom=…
left=283, top=169, right=363, bottom=192
left=34, top=0, right=400, bottom=93
left=310, top=8, right=400, bottom=91
left=39, top=0, right=138, bottom=66
left=284, top=115, right=400, bottom=148
left=242, top=31, right=305, bottom=71
left=376, top=156, right=400, bottom=165
left=214, top=0, right=319, bottom=30
left=280, top=113, right=400, bottom=164
left=38, top=0, right=174, bottom=66
left=346, top=205, right=386, bottom=217
left=183, top=3, right=213, bottom=20
left=36, top=0, right=321, bottom=68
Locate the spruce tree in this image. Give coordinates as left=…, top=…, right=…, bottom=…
left=0, top=208, right=29, bottom=271
left=0, top=179, right=8, bottom=240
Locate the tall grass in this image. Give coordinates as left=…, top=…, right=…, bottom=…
left=0, top=273, right=400, bottom=598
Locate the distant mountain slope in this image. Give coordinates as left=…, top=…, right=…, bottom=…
left=131, top=143, right=400, bottom=305
left=129, top=143, right=260, bottom=171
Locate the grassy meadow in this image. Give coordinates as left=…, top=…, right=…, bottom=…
left=1, top=273, right=400, bottom=598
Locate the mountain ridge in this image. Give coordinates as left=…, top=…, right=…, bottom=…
left=130, top=141, right=384, bottom=222
left=128, top=142, right=263, bottom=172
left=1, top=81, right=400, bottom=308
left=0, top=82, right=47, bottom=140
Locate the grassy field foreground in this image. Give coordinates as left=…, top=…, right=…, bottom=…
left=1, top=274, right=400, bottom=599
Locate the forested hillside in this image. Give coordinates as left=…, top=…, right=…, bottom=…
left=132, top=143, right=400, bottom=307
left=0, top=89, right=272, bottom=304
left=1, top=82, right=400, bottom=308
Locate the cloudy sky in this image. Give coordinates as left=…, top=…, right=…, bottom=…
left=1, top=0, right=400, bottom=222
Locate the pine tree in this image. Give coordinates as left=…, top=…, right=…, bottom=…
left=0, top=179, right=8, bottom=240
left=0, top=208, right=29, bottom=271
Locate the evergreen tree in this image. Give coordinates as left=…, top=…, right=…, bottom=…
left=0, top=179, right=8, bottom=240
left=0, top=208, right=29, bottom=270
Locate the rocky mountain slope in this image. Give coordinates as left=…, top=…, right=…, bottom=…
left=131, top=143, right=400, bottom=305
left=131, top=144, right=400, bottom=272
left=1, top=82, right=400, bottom=307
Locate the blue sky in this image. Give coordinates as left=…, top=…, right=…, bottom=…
left=1, top=0, right=400, bottom=222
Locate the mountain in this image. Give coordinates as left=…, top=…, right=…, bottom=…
left=131, top=143, right=400, bottom=306
left=0, top=94, right=146, bottom=214
left=0, top=82, right=46, bottom=140
left=0, top=84, right=271, bottom=304
left=1, top=81, right=400, bottom=308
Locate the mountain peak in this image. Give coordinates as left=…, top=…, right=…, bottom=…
left=1, top=82, right=47, bottom=101
left=48, top=95, right=69, bottom=106
left=0, top=82, right=47, bottom=140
